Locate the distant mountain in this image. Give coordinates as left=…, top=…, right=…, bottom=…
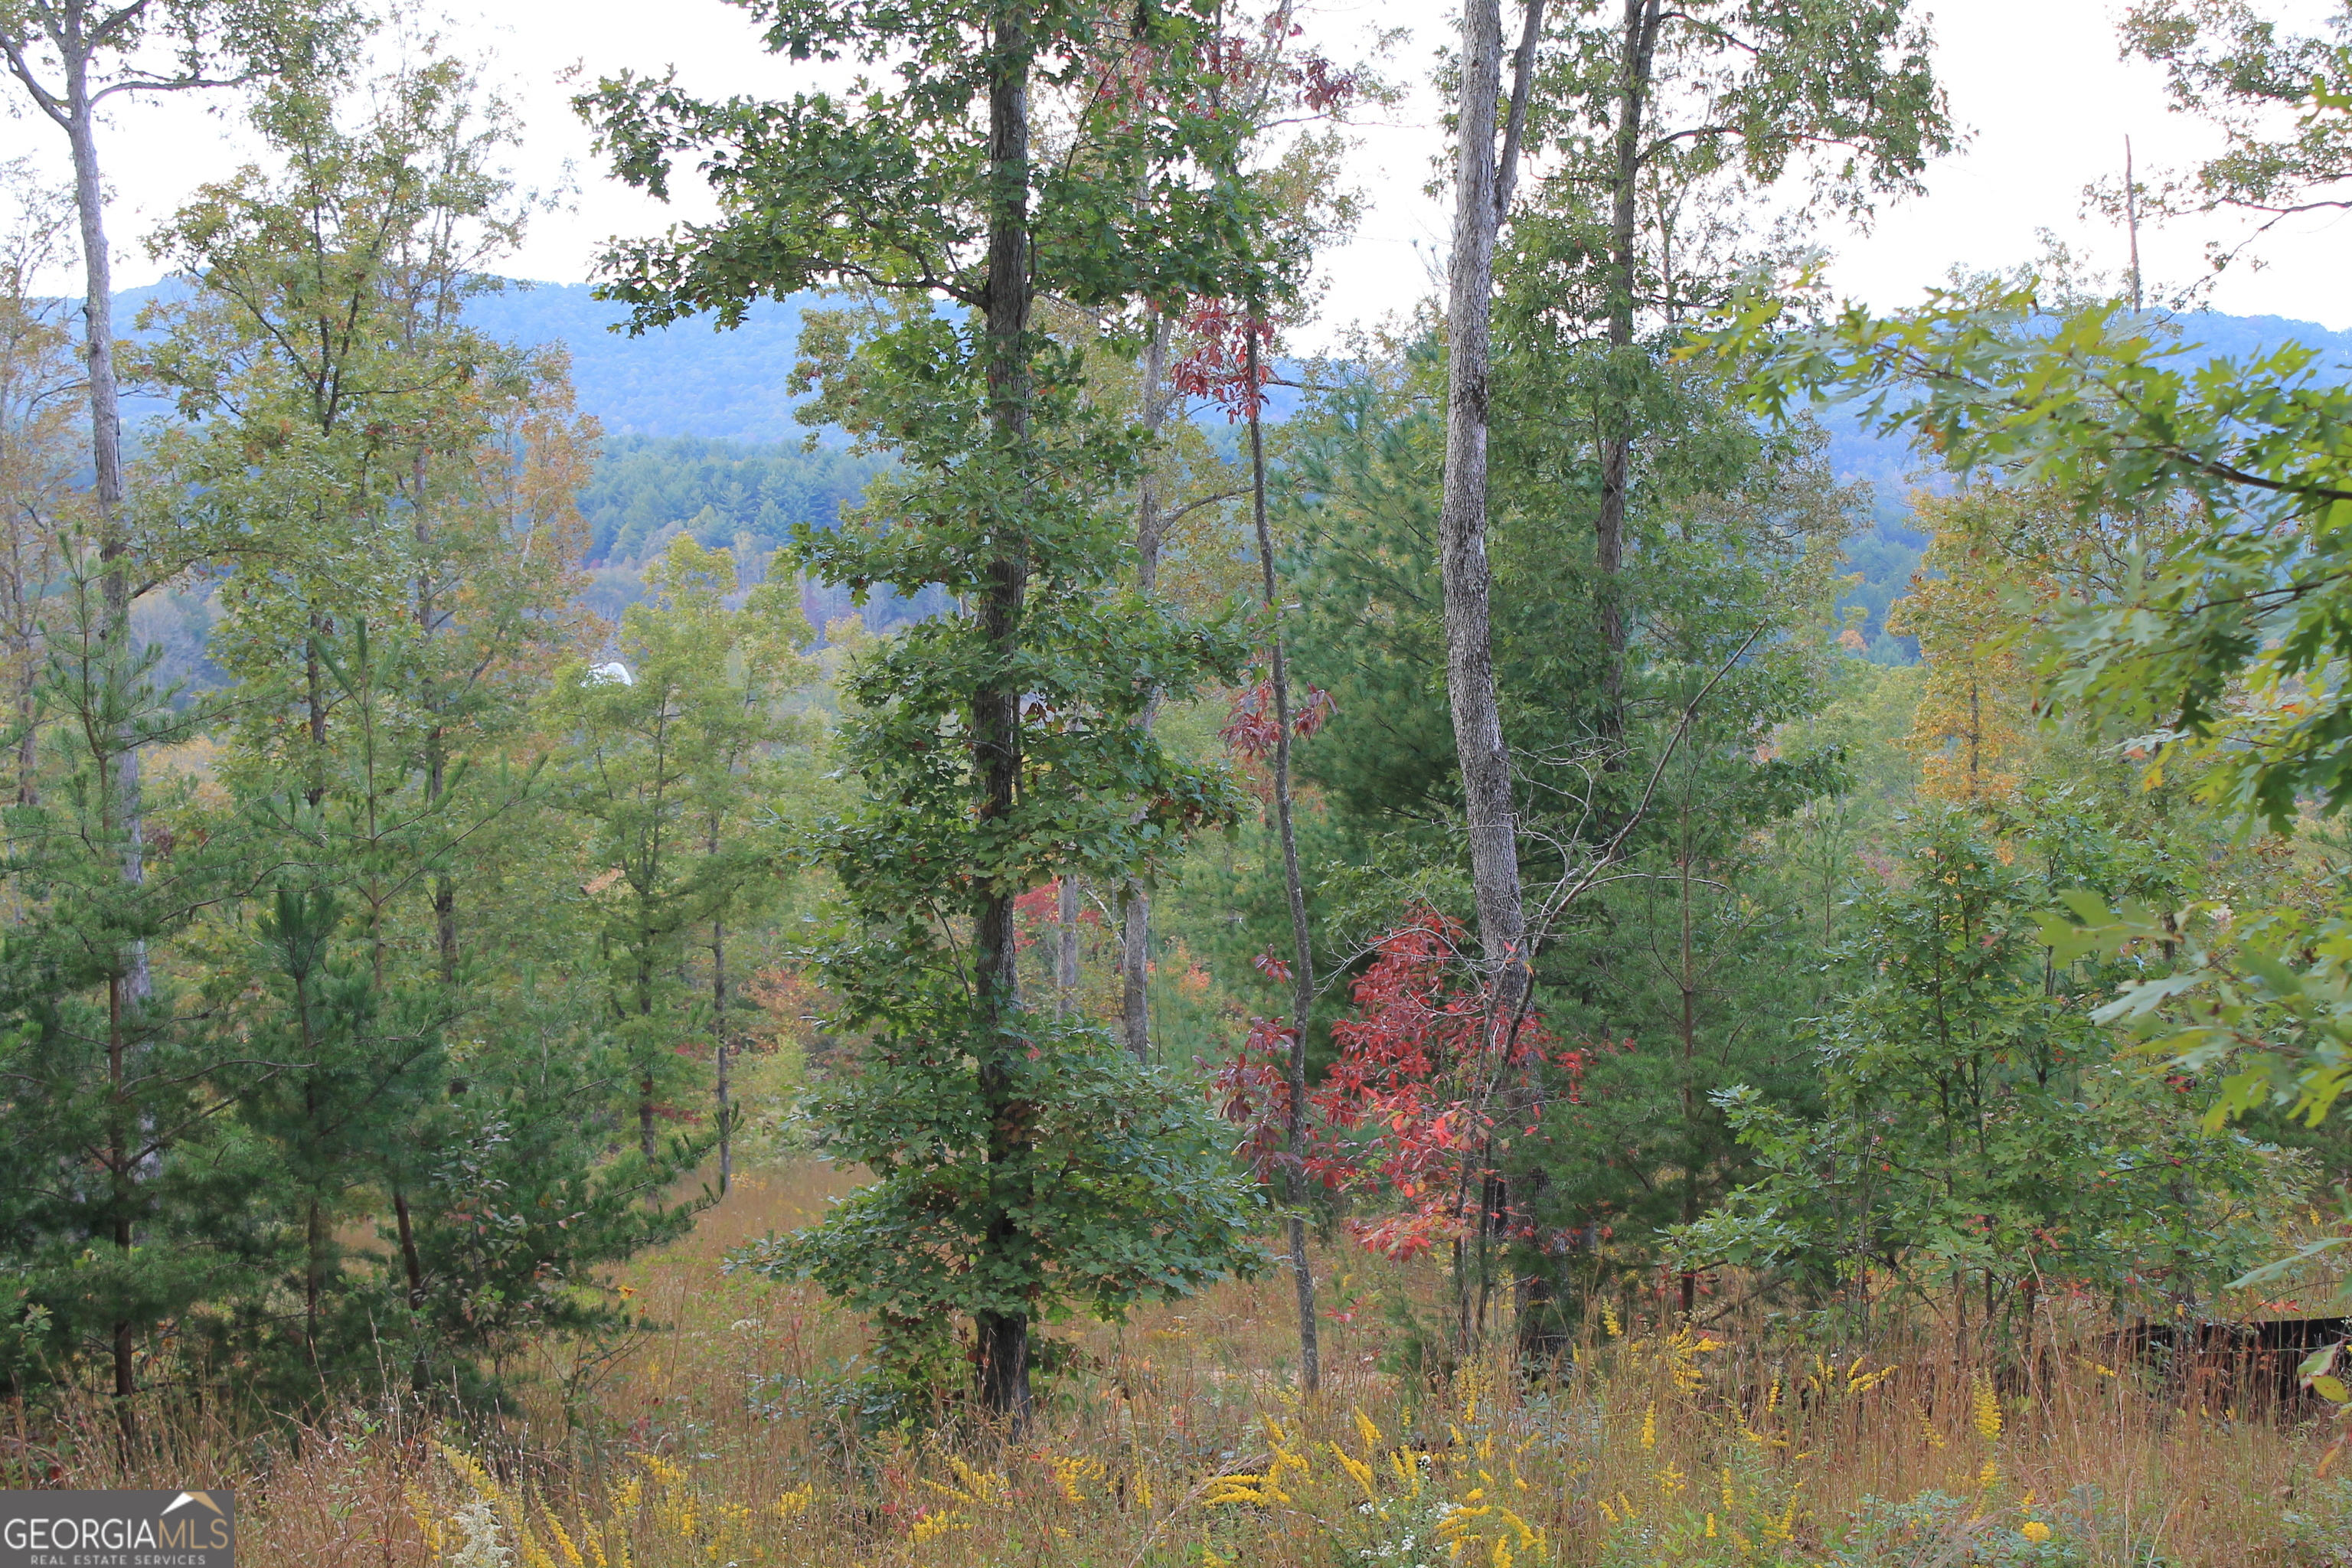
left=468, top=283, right=824, bottom=446
left=113, top=275, right=2352, bottom=472
left=107, top=279, right=2352, bottom=653
left=466, top=279, right=1308, bottom=437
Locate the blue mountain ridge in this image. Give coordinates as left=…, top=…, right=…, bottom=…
left=108, top=279, right=2352, bottom=656
left=114, top=276, right=2352, bottom=477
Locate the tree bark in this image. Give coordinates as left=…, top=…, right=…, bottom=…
left=50, top=21, right=153, bottom=1019
left=1445, top=0, right=1561, bottom=1368
left=714, top=917, right=731, bottom=1194
left=393, top=1187, right=424, bottom=1308
left=1677, top=799, right=1698, bottom=1317
left=1120, top=315, right=1170, bottom=1063
left=1440, top=0, right=1535, bottom=1029
left=1245, top=331, right=1321, bottom=1395
left=638, top=959, right=658, bottom=1160
left=416, top=449, right=460, bottom=985
left=972, top=0, right=1037, bottom=1429
left=1595, top=0, right=1664, bottom=695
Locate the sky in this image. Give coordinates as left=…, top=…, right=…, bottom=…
left=6, top=0, right=2345, bottom=345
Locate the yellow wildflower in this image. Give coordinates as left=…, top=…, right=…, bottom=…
left=2021, top=1521, right=2053, bottom=1543
left=1049, top=1454, right=1106, bottom=1503
left=1973, top=1381, right=2002, bottom=1442
left=545, top=1511, right=586, bottom=1568
left=911, top=1511, right=969, bottom=1543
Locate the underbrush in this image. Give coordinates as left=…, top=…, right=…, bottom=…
left=9, top=1160, right=2345, bottom=1566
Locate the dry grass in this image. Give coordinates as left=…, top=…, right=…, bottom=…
left=25, top=1158, right=2350, bottom=1566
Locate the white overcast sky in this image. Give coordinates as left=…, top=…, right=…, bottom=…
left=7, top=0, right=2345, bottom=344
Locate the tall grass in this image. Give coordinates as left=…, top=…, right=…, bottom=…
left=14, top=1159, right=2345, bottom=1566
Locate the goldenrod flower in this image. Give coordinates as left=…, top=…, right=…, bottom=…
left=910, top=1511, right=969, bottom=1542
left=1973, top=1381, right=2002, bottom=1442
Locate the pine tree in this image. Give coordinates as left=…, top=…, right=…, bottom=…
left=0, top=567, right=243, bottom=1433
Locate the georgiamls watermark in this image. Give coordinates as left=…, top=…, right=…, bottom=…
left=0, top=1490, right=233, bottom=1567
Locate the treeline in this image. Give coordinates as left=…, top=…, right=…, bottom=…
left=577, top=436, right=884, bottom=568
left=574, top=434, right=906, bottom=634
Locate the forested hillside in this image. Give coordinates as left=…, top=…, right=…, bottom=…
left=479, top=282, right=2352, bottom=658
left=7, top=1, right=2352, bottom=1565
left=116, top=273, right=2352, bottom=659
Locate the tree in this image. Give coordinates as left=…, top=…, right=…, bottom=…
left=141, top=51, right=577, bottom=789
left=1351, top=0, right=1946, bottom=1350
left=0, top=0, right=350, bottom=1019
left=1681, top=803, right=2300, bottom=1346
left=2110, top=2, right=2351, bottom=262
left=582, top=0, right=1286, bottom=1423
left=1219, top=906, right=1589, bottom=1342
left=1530, top=717, right=1840, bottom=1328
left=1885, top=489, right=2040, bottom=805
left=91, top=50, right=701, bottom=1410
left=191, top=612, right=709, bottom=1409
left=1437, top=0, right=1543, bottom=1074
left=1282, top=325, right=1856, bottom=1346
left=1114, top=2, right=1371, bottom=1076
left=549, top=537, right=804, bottom=1164
left=0, top=566, right=239, bottom=1436
left=1508, top=0, right=1952, bottom=694
left=1169, top=294, right=1340, bottom=1390
left=1714, top=269, right=2352, bottom=1132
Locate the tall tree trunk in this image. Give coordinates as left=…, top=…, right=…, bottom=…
left=106, top=932, right=134, bottom=1449
left=417, top=452, right=459, bottom=984
left=1595, top=0, right=1663, bottom=697
left=54, top=40, right=150, bottom=1313
left=1442, top=0, right=1544, bottom=1024
left=60, top=40, right=149, bottom=1016
left=972, top=0, right=1037, bottom=1429
left=638, top=962, right=658, bottom=1161
left=393, top=1189, right=424, bottom=1308
left=1444, top=0, right=1554, bottom=1366
left=1120, top=316, right=1171, bottom=1063
left=714, top=917, right=731, bottom=1194
left=1245, top=331, right=1321, bottom=1396
left=305, top=612, right=330, bottom=805
left=1677, top=799, right=1699, bottom=1317
left=305, top=1195, right=325, bottom=1360
left=15, top=672, right=36, bottom=807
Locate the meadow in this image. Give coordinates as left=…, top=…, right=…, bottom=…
left=21, top=1158, right=2345, bottom=1568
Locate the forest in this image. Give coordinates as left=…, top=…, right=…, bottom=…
left=2, top=0, right=2351, bottom=1563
